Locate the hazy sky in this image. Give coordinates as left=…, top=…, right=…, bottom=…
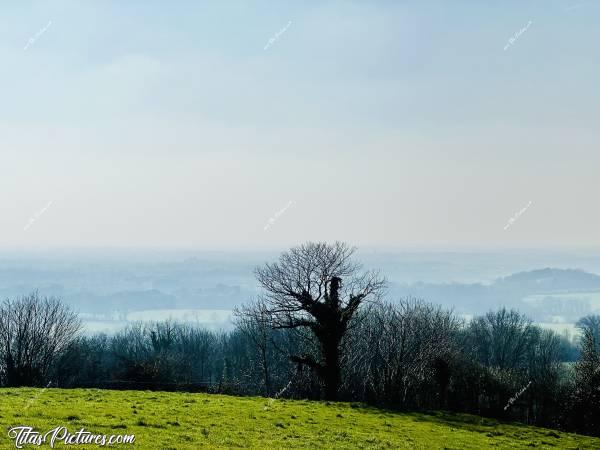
left=2, top=1, right=599, bottom=250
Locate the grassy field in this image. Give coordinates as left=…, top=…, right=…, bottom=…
left=0, top=388, right=598, bottom=449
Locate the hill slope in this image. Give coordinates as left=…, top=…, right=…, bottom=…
left=0, top=388, right=598, bottom=449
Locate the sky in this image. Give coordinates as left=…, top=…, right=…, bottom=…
left=1, top=0, right=599, bottom=251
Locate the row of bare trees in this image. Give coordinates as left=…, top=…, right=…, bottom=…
left=0, top=242, right=598, bottom=436
left=233, top=242, right=599, bottom=435
left=343, top=300, right=460, bottom=407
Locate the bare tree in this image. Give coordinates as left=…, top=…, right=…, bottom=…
left=345, top=299, right=460, bottom=407
left=175, top=324, right=217, bottom=383
left=571, top=327, right=600, bottom=435
left=467, top=308, right=535, bottom=371
left=235, top=299, right=275, bottom=395
left=237, top=242, right=385, bottom=400
left=576, top=315, right=600, bottom=349
left=111, top=322, right=182, bottom=384
left=0, top=292, right=81, bottom=386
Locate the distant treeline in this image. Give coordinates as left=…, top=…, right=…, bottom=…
left=0, top=242, right=599, bottom=437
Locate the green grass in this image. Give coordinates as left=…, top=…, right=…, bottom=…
left=0, top=388, right=598, bottom=449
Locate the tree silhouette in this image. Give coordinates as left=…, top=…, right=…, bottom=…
left=237, top=242, right=385, bottom=400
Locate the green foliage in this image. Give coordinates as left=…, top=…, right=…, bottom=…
left=0, top=388, right=598, bottom=449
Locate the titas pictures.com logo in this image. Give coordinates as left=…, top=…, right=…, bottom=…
left=8, top=426, right=135, bottom=448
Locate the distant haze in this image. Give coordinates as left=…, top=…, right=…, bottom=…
left=1, top=249, right=600, bottom=334
left=1, top=1, right=599, bottom=249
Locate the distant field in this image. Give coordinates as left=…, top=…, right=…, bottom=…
left=523, top=291, right=600, bottom=311
left=1, top=389, right=599, bottom=449
left=81, top=309, right=234, bottom=334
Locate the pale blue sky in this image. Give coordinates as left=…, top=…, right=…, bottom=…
left=1, top=1, right=599, bottom=250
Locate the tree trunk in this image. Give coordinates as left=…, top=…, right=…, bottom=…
left=322, top=336, right=342, bottom=400
left=261, top=345, right=271, bottom=396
